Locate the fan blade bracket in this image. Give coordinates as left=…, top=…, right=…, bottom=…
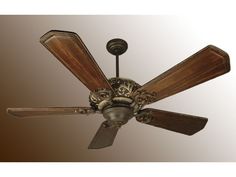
left=75, top=107, right=96, bottom=114
left=102, top=121, right=122, bottom=129
left=135, top=109, right=153, bottom=124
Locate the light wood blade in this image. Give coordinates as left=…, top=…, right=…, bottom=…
left=40, top=30, right=113, bottom=92
left=7, top=107, right=95, bottom=117
left=136, top=108, right=208, bottom=135
left=134, top=45, right=230, bottom=104
left=88, top=121, right=119, bottom=149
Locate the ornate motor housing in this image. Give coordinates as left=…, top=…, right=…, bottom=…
left=89, top=77, right=142, bottom=114
left=108, top=77, right=140, bottom=97
left=89, top=88, right=113, bottom=110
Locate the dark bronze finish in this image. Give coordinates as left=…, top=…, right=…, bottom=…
left=116, top=55, right=119, bottom=77
left=7, top=29, right=231, bottom=149
left=106, top=38, right=128, bottom=56
left=106, top=38, right=128, bottom=77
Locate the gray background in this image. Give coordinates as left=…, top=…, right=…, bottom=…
left=0, top=16, right=235, bottom=161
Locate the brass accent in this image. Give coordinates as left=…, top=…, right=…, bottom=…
left=89, top=88, right=113, bottom=110
left=132, top=90, right=157, bottom=106
left=98, top=100, right=112, bottom=110
left=112, top=97, right=133, bottom=104
left=109, top=77, right=141, bottom=97
left=89, top=78, right=141, bottom=111
left=135, top=110, right=152, bottom=123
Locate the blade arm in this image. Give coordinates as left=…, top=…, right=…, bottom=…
left=7, top=107, right=95, bottom=117
left=88, top=121, right=119, bottom=149
left=136, top=108, right=208, bottom=135
left=134, top=45, right=230, bottom=105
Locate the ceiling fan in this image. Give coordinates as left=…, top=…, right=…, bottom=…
left=7, top=30, right=230, bottom=149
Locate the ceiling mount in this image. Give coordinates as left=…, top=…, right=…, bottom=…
left=106, top=38, right=128, bottom=56
left=106, top=38, right=128, bottom=77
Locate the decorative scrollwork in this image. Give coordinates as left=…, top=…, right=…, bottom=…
left=135, top=111, right=152, bottom=123
left=132, top=90, right=157, bottom=106
left=108, top=77, right=141, bottom=98
left=89, top=78, right=148, bottom=112
left=89, top=88, right=113, bottom=103
left=89, top=88, right=113, bottom=110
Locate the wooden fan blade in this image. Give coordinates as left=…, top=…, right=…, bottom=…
left=40, top=30, right=113, bottom=92
left=134, top=45, right=230, bottom=104
left=7, top=107, right=95, bottom=117
left=136, top=108, right=208, bottom=135
left=88, top=121, right=119, bottom=149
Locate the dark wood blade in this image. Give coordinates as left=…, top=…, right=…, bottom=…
left=40, top=30, right=113, bottom=91
left=136, top=108, right=208, bottom=135
left=7, top=107, right=95, bottom=117
left=88, top=121, right=119, bottom=149
left=134, top=45, right=230, bottom=104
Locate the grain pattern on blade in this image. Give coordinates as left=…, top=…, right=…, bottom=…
left=88, top=121, right=119, bottom=149
left=136, top=108, right=208, bottom=135
left=135, top=45, right=230, bottom=103
left=7, top=107, right=95, bottom=117
left=40, top=30, right=113, bottom=91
